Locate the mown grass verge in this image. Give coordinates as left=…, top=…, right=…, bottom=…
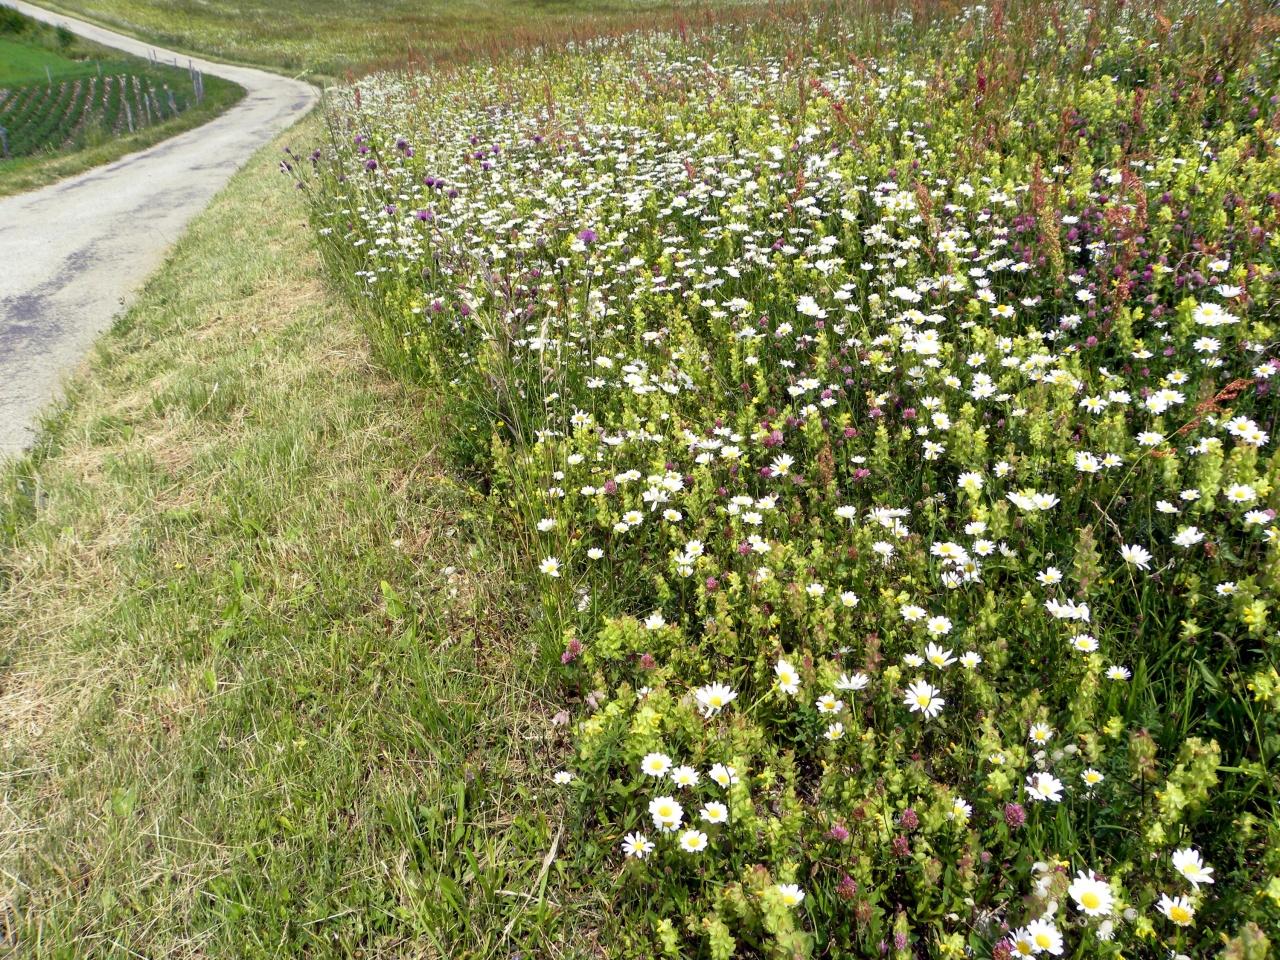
left=0, top=118, right=576, bottom=958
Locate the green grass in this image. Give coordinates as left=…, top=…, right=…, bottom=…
left=0, top=119, right=576, bottom=958
left=0, top=8, right=243, bottom=197
left=0, top=35, right=90, bottom=85
left=31, top=0, right=751, bottom=75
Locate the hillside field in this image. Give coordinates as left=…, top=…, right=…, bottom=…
left=31, top=0, right=754, bottom=75
left=0, top=6, right=241, bottom=196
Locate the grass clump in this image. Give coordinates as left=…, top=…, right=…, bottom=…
left=305, top=0, right=1280, bottom=955
left=0, top=121, right=574, bottom=958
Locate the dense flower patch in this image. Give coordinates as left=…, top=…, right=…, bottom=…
left=305, top=0, right=1280, bottom=955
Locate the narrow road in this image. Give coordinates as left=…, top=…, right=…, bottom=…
left=0, top=1, right=317, bottom=457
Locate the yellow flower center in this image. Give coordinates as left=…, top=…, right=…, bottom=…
left=1082, top=892, right=1100, bottom=909
left=1170, top=906, right=1191, bottom=923
left=1016, top=942, right=1033, bottom=956
left=709, top=695, right=722, bottom=706
left=782, top=894, right=797, bottom=905
left=1035, top=935, right=1051, bottom=949
left=917, top=695, right=931, bottom=706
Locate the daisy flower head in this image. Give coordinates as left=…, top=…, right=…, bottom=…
left=1173, top=526, right=1205, bottom=547
left=902, top=653, right=925, bottom=668
left=901, top=604, right=926, bottom=622
left=925, top=642, right=956, bottom=668
left=700, top=802, right=729, bottom=824
left=553, top=771, right=574, bottom=784
left=1081, top=768, right=1105, bottom=788
left=1172, top=847, right=1214, bottom=887
left=835, top=671, right=869, bottom=691
left=641, top=752, right=672, bottom=778
left=709, top=763, right=739, bottom=788
left=959, top=650, right=982, bottom=669
left=1032, top=492, right=1061, bottom=511
left=1070, top=634, right=1099, bottom=653
left=1026, top=772, right=1065, bottom=802
left=695, top=682, right=737, bottom=717
left=775, top=883, right=805, bottom=907
left=621, top=832, right=654, bottom=859
left=1226, top=483, right=1257, bottom=505
left=1037, top=566, right=1063, bottom=586
left=670, top=765, right=700, bottom=789
left=825, top=722, right=845, bottom=740
left=816, top=693, right=844, bottom=714
left=648, top=795, right=684, bottom=832
left=1120, top=543, right=1153, bottom=570
left=1029, top=723, right=1054, bottom=745
left=1158, top=893, right=1196, bottom=926
left=775, top=658, right=800, bottom=695
left=1068, top=871, right=1114, bottom=916
left=1008, top=928, right=1037, bottom=957
left=678, top=829, right=708, bottom=853
left=904, top=678, right=945, bottom=719
left=1026, top=918, right=1064, bottom=955
left=1107, top=665, right=1131, bottom=681
left=539, top=556, right=562, bottom=578
left=925, top=616, right=954, bottom=638
left=840, top=590, right=860, bottom=608
left=948, top=797, right=972, bottom=822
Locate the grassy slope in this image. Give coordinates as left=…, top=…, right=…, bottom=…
left=0, top=35, right=87, bottom=84
left=0, top=77, right=243, bottom=197
left=0, top=14, right=244, bottom=197
left=0, top=121, right=570, bottom=958
left=30, top=0, right=745, bottom=74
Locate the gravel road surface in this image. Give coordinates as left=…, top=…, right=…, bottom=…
left=0, top=1, right=316, bottom=456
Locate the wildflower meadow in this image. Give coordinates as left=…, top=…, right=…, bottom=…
left=303, top=0, right=1280, bottom=954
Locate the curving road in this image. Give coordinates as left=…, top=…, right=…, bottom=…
left=0, top=1, right=317, bottom=457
